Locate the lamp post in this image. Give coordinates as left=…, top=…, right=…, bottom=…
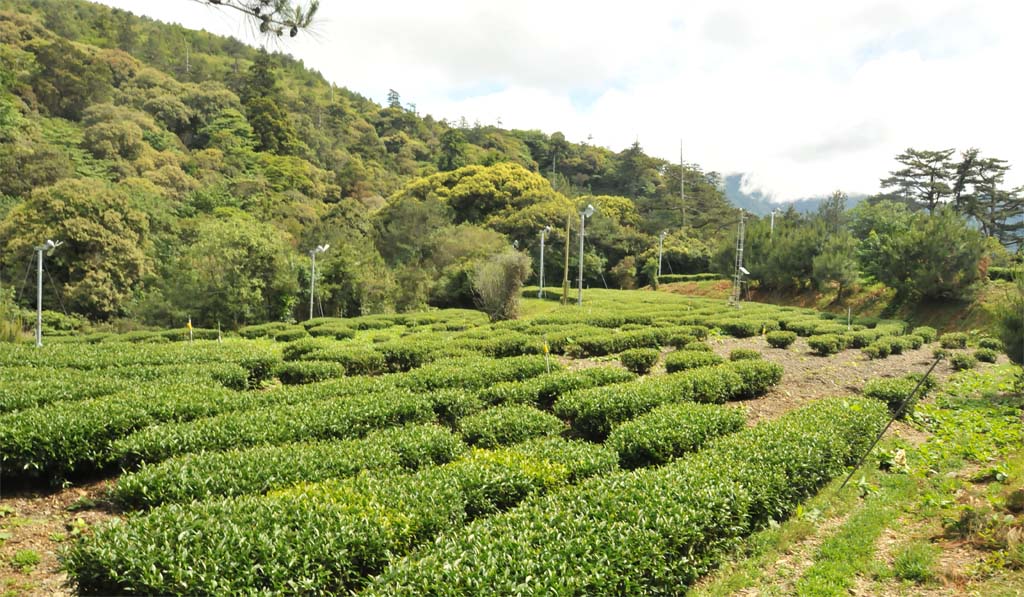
left=577, top=204, right=595, bottom=306
left=538, top=225, right=551, bottom=298
left=657, top=230, right=667, bottom=277
left=34, top=239, right=62, bottom=347
left=309, top=244, right=329, bottom=320
left=770, top=208, right=778, bottom=241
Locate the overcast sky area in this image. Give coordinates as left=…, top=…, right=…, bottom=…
left=96, top=0, right=1023, bottom=201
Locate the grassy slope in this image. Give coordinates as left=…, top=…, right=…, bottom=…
left=658, top=279, right=1016, bottom=335
left=692, top=364, right=1024, bottom=596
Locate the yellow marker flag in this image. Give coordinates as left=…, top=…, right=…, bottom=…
left=187, top=318, right=193, bottom=331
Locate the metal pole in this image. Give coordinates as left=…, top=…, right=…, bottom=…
left=35, top=248, right=42, bottom=347
left=577, top=212, right=585, bottom=306
left=680, top=140, right=685, bottom=229
left=561, top=215, right=570, bottom=305
left=770, top=209, right=776, bottom=240
left=309, top=251, right=316, bottom=321
left=658, top=232, right=665, bottom=277
left=538, top=229, right=546, bottom=298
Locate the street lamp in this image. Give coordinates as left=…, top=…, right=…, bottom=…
left=538, top=225, right=551, bottom=298
left=657, top=230, right=668, bottom=277
left=309, top=244, right=329, bottom=320
left=578, top=204, right=595, bottom=306
left=34, top=239, right=62, bottom=347
left=770, top=208, right=779, bottom=241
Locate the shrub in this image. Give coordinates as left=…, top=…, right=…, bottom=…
left=939, top=332, right=968, bottom=349
left=66, top=440, right=615, bottom=596
left=950, top=353, right=977, bottom=371
left=904, top=335, right=924, bottom=349
left=111, top=424, right=466, bottom=509
left=473, top=250, right=532, bottom=321
left=682, top=341, right=713, bottom=352
left=765, top=330, right=797, bottom=349
left=666, top=333, right=696, bottom=349
left=458, top=404, right=564, bottom=449
left=974, top=348, right=998, bottom=363
left=862, top=341, right=891, bottom=360
left=273, top=361, right=347, bottom=385
left=978, top=337, right=1003, bottom=351
left=729, top=349, right=761, bottom=361
left=665, top=350, right=724, bottom=372
left=475, top=368, right=635, bottom=410
left=719, top=320, right=761, bottom=338
left=932, top=347, right=948, bottom=359
left=807, top=334, right=845, bottom=356
left=606, top=403, right=745, bottom=468
left=364, top=398, right=889, bottom=595
left=305, top=347, right=386, bottom=376
left=847, top=329, right=880, bottom=348
left=727, top=360, right=784, bottom=400
left=620, top=348, right=660, bottom=375
left=863, top=374, right=934, bottom=419
left=911, top=326, right=938, bottom=343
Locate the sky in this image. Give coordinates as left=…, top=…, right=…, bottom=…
left=96, top=0, right=1024, bottom=201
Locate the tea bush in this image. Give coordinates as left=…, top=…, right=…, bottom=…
left=665, top=350, right=724, bottom=372
left=606, top=402, right=745, bottom=468
left=620, top=348, right=660, bottom=375
left=765, top=331, right=797, bottom=349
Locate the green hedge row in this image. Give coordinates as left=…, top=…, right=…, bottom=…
left=862, top=373, right=936, bottom=418
left=110, top=391, right=435, bottom=469
left=365, top=397, right=890, bottom=594
left=765, top=330, right=797, bottom=349
left=620, top=348, right=660, bottom=374
left=110, top=423, right=465, bottom=510
left=606, top=402, right=746, bottom=468
left=458, top=404, right=564, bottom=449
left=657, top=273, right=725, bottom=283
left=0, top=384, right=260, bottom=483
left=664, top=350, right=724, bottom=372
left=65, top=438, right=618, bottom=595
left=554, top=360, right=782, bottom=441
left=475, top=367, right=635, bottom=409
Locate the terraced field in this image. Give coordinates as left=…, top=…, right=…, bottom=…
left=0, top=289, right=1012, bottom=595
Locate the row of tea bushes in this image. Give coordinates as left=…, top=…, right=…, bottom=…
left=475, top=367, right=635, bottom=409
left=554, top=360, right=783, bottom=441
left=0, top=384, right=266, bottom=483
left=605, top=402, right=746, bottom=469
left=365, top=397, right=890, bottom=595
left=458, top=404, right=564, bottom=449
left=862, top=373, right=937, bottom=418
left=110, top=423, right=466, bottom=510
left=109, top=356, right=555, bottom=467
left=65, top=439, right=619, bottom=595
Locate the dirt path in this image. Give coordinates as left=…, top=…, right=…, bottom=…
left=706, top=336, right=958, bottom=425
left=0, top=480, right=114, bottom=596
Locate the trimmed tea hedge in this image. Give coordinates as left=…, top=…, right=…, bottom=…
left=862, top=374, right=935, bottom=418
left=974, top=348, right=998, bottom=363
left=939, top=332, right=968, bottom=349
left=765, top=330, right=797, bottom=349
left=950, top=353, right=977, bottom=370
left=458, top=404, right=564, bottom=448
left=365, top=397, right=889, bottom=595
left=110, top=423, right=465, bottom=509
left=110, top=391, right=435, bottom=468
left=729, top=348, right=761, bottom=361
left=606, top=402, right=745, bottom=468
left=65, top=440, right=616, bottom=595
left=807, top=334, right=846, bottom=356
left=911, top=326, right=937, bottom=343
left=475, top=368, right=635, bottom=409
left=555, top=363, right=764, bottom=441
left=620, top=348, right=660, bottom=374
left=665, top=350, right=724, bottom=372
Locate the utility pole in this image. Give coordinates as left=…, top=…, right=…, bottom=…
left=578, top=204, right=595, bottom=306
left=730, top=210, right=746, bottom=306
left=680, top=140, right=686, bottom=229
left=770, top=208, right=778, bottom=241
left=309, top=244, right=329, bottom=320
left=561, top=214, right=571, bottom=305
left=657, top=231, right=667, bottom=277
left=538, top=225, right=551, bottom=298
left=34, top=239, right=62, bottom=347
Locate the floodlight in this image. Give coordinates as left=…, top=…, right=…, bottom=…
left=582, top=204, right=595, bottom=218
left=739, top=266, right=750, bottom=275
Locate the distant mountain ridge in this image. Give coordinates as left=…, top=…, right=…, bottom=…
left=723, top=174, right=866, bottom=215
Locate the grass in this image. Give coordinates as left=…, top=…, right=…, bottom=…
left=10, top=549, right=41, bottom=574
left=694, top=363, right=1024, bottom=596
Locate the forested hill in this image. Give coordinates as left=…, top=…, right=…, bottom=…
left=0, top=0, right=741, bottom=327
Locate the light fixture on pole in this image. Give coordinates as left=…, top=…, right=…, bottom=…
left=577, top=204, right=595, bottom=307
left=770, top=208, right=778, bottom=241
left=657, top=231, right=668, bottom=277
left=309, top=244, right=329, bottom=320
left=34, top=239, right=62, bottom=348
left=538, top=225, right=551, bottom=298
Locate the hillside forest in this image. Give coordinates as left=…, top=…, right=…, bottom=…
left=0, top=0, right=1020, bottom=330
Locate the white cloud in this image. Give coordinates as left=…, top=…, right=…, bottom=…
left=97, top=0, right=1024, bottom=200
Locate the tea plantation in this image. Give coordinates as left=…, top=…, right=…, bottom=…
left=0, top=289, right=987, bottom=595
